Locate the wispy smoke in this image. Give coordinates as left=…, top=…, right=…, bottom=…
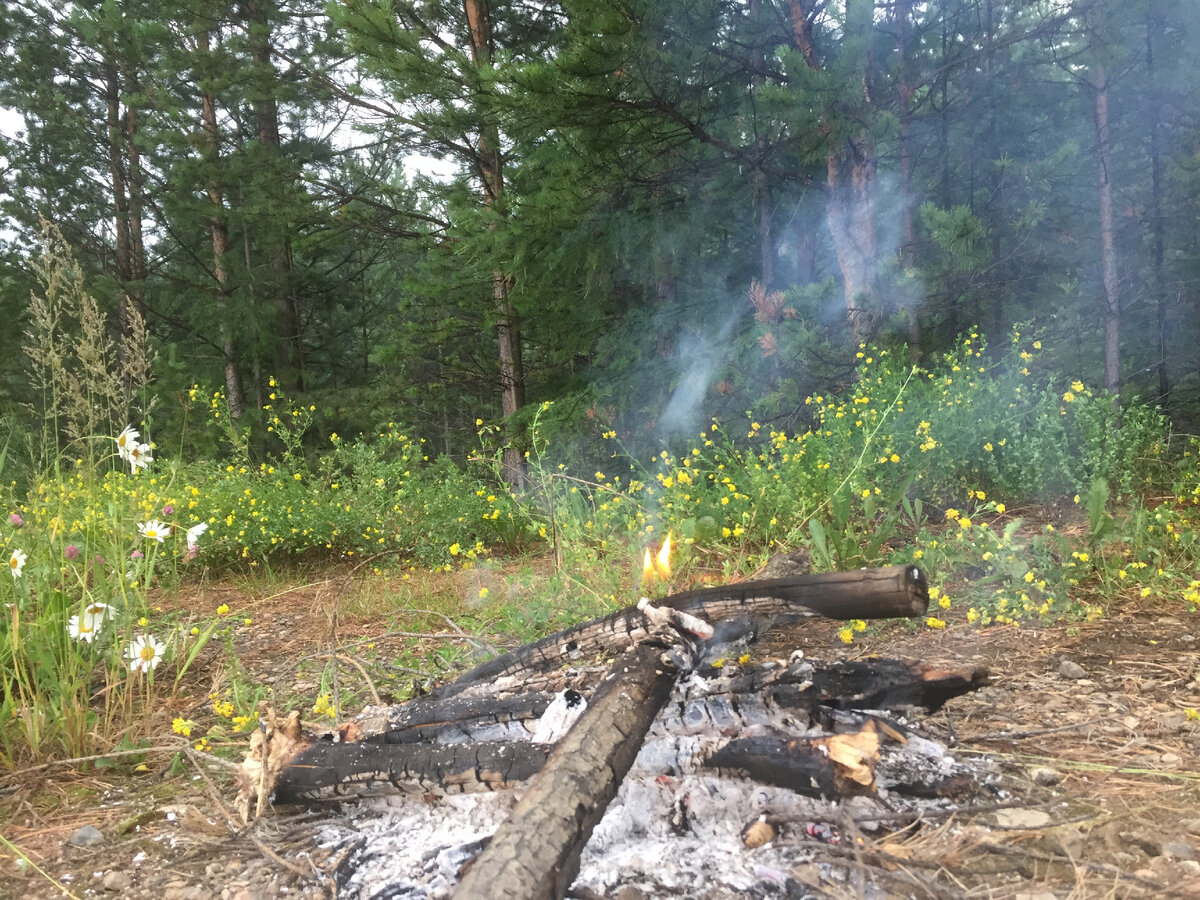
left=657, top=310, right=741, bottom=438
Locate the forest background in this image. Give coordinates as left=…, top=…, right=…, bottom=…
left=3, top=0, right=1198, bottom=471
left=1, top=0, right=1200, bottom=763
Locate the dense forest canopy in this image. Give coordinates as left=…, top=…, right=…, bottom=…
left=1, top=0, right=1197, bottom=477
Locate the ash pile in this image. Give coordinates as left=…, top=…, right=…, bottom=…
left=315, top=653, right=993, bottom=898
left=235, top=565, right=995, bottom=898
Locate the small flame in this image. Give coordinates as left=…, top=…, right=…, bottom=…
left=657, top=532, right=672, bottom=578
left=643, top=532, right=673, bottom=583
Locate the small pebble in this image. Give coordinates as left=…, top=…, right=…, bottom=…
left=66, top=824, right=104, bottom=848
left=102, top=870, right=132, bottom=892
left=1161, top=841, right=1197, bottom=860
left=1030, top=766, right=1063, bottom=786
left=1058, top=659, right=1086, bottom=680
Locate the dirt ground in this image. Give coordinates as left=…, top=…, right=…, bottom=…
left=1, top=573, right=1199, bottom=899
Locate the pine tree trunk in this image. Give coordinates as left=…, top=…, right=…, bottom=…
left=245, top=0, right=304, bottom=393
left=1145, top=18, right=1169, bottom=404
left=749, top=0, right=775, bottom=292
left=464, top=0, right=526, bottom=487
left=199, top=28, right=245, bottom=420
left=1093, top=63, right=1120, bottom=400
left=826, top=133, right=879, bottom=347
left=103, top=59, right=133, bottom=312
left=124, top=67, right=147, bottom=316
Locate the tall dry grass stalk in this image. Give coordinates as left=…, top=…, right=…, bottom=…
left=23, top=216, right=156, bottom=464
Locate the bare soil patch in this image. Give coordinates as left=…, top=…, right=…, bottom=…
left=2, top=576, right=1198, bottom=899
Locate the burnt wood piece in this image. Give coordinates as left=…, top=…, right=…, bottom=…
left=375, top=659, right=988, bottom=747
left=365, top=692, right=556, bottom=744
left=776, top=659, right=990, bottom=714
left=705, top=731, right=880, bottom=799
left=245, top=660, right=986, bottom=807
left=433, top=565, right=928, bottom=701
left=453, top=642, right=681, bottom=900
left=270, top=739, right=552, bottom=802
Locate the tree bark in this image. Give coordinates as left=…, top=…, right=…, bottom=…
left=198, top=26, right=246, bottom=420
left=432, top=564, right=929, bottom=702
left=270, top=739, right=551, bottom=803
left=749, top=0, right=775, bottom=292
left=238, top=655, right=985, bottom=812
left=244, top=0, right=304, bottom=393
left=463, top=0, right=526, bottom=487
left=895, top=0, right=921, bottom=357
left=826, top=133, right=879, bottom=345
left=124, top=67, right=147, bottom=317
left=103, top=59, right=132, bottom=303
left=1092, top=61, right=1120, bottom=400
left=1145, top=15, right=1169, bottom=403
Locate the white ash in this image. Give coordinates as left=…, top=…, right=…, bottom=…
left=316, top=791, right=519, bottom=899
left=573, top=773, right=831, bottom=896
left=531, top=688, right=587, bottom=744
left=314, top=667, right=996, bottom=898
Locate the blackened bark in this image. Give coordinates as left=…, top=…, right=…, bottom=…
left=453, top=643, right=681, bottom=899
left=271, top=739, right=551, bottom=802
left=434, top=565, right=929, bottom=701
left=240, top=655, right=985, bottom=812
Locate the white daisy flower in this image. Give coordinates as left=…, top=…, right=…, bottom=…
left=68, top=602, right=113, bottom=643
left=138, top=520, right=168, bottom=543
left=185, top=522, right=209, bottom=550
left=8, top=549, right=26, bottom=578
left=81, top=602, right=114, bottom=626
left=125, top=634, right=166, bottom=673
left=67, top=614, right=100, bottom=643
left=127, top=442, right=153, bottom=473
left=116, top=425, right=140, bottom=460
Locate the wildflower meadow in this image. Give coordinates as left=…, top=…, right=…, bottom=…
left=2, top=317, right=1197, bottom=768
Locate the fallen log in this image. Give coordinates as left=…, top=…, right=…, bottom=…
left=432, top=564, right=928, bottom=701
left=453, top=641, right=682, bottom=899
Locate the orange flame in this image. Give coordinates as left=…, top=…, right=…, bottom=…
left=643, top=532, right=673, bottom=583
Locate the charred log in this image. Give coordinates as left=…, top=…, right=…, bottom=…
left=235, top=567, right=952, bottom=821
left=271, top=739, right=551, bottom=802
left=453, top=642, right=682, bottom=900
left=782, top=658, right=989, bottom=714
left=437, top=565, right=928, bottom=700
left=365, top=691, right=557, bottom=745
left=244, top=657, right=984, bottom=811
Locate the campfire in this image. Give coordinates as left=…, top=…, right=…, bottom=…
left=237, top=555, right=990, bottom=898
